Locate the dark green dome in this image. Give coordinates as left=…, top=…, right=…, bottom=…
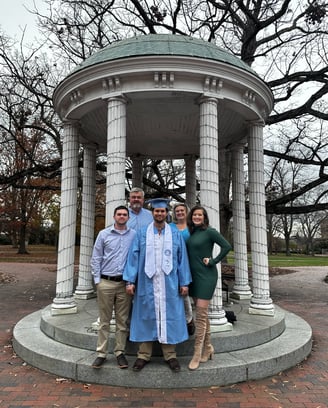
left=73, top=34, right=255, bottom=74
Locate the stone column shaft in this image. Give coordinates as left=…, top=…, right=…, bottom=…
left=106, top=96, right=127, bottom=224
left=132, top=157, right=143, bottom=188
left=199, top=98, right=219, bottom=221
left=52, top=122, right=79, bottom=315
left=185, top=156, right=197, bottom=209
left=199, top=97, right=230, bottom=329
left=248, top=122, right=274, bottom=315
left=230, top=144, right=252, bottom=300
left=75, top=144, right=97, bottom=299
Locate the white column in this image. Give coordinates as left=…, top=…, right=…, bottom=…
left=75, top=143, right=97, bottom=299
left=248, top=122, right=274, bottom=316
left=52, top=122, right=79, bottom=315
left=106, top=96, right=127, bottom=225
left=132, top=157, right=143, bottom=188
left=230, top=144, right=252, bottom=300
left=199, top=96, right=230, bottom=329
left=185, top=155, right=197, bottom=209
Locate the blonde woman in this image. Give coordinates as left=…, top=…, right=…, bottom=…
left=171, top=203, right=195, bottom=336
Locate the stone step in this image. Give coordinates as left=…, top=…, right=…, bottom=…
left=12, top=303, right=312, bottom=388
left=39, top=298, right=287, bottom=355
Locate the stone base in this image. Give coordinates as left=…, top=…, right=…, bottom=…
left=13, top=298, right=312, bottom=388
left=51, top=305, right=78, bottom=316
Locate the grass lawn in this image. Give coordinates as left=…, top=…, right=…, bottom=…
left=0, top=245, right=62, bottom=263
left=226, top=252, right=328, bottom=268
left=0, top=245, right=327, bottom=268
left=267, top=254, right=328, bottom=267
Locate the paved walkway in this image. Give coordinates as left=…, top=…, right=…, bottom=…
left=0, top=262, right=327, bottom=408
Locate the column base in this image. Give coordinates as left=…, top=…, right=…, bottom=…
left=74, top=289, right=96, bottom=300
left=249, top=303, right=275, bottom=317
left=210, top=321, right=233, bottom=332
left=230, top=291, right=252, bottom=300
left=51, top=297, right=77, bottom=316
left=208, top=310, right=233, bottom=331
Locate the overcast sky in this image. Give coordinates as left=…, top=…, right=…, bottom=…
left=1, top=0, right=43, bottom=41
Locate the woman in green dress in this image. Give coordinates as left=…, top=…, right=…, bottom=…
left=186, top=205, right=232, bottom=370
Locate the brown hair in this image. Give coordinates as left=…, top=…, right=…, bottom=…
left=187, top=205, right=209, bottom=234
left=113, top=205, right=129, bottom=216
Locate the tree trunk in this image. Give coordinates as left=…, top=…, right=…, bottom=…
left=17, top=209, right=29, bottom=254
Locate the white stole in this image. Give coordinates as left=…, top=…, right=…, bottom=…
left=145, top=222, right=173, bottom=278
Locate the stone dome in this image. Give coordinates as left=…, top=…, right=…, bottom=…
left=73, top=34, right=256, bottom=75
left=54, top=34, right=272, bottom=158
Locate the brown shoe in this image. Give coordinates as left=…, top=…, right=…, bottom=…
left=117, top=354, right=128, bottom=369
left=166, top=358, right=181, bottom=372
left=132, top=358, right=148, bottom=372
left=92, top=356, right=106, bottom=368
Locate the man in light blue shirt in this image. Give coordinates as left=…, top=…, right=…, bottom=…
left=91, top=205, right=136, bottom=369
left=127, top=187, right=153, bottom=230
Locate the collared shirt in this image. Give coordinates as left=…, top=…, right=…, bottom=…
left=127, top=207, right=153, bottom=230
left=91, top=224, right=136, bottom=284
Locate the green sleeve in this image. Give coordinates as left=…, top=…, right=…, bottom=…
left=207, top=228, right=232, bottom=266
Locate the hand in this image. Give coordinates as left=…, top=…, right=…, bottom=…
left=203, top=257, right=210, bottom=266
left=180, top=286, right=189, bottom=296
left=126, top=284, right=135, bottom=295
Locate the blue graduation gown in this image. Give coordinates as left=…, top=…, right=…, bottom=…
left=123, top=223, right=192, bottom=344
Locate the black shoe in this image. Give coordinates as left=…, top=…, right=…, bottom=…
left=187, top=319, right=195, bottom=336
left=117, top=354, right=128, bottom=369
left=166, top=358, right=181, bottom=372
left=132, top=358, right=148, bottom=372
left=92, top=356, right=106, bottom=368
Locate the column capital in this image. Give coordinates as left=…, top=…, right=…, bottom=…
left=246, top=119, right=265, bottom=128
left=229, top=141, right=247, bottom=152
left=82, top=142, right=98, bottom=150
left=184, top=154, right=198, bottom=162
left=197, top=95, right=219, bottom=106
left=106, top=94, right=129, bottom=104
left=130, top=155, right=143, bottom=161
left=62, top=118, right=80, bottom=124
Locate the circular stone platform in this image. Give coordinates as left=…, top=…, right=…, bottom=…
left=13, top=298, right=312, bottom=388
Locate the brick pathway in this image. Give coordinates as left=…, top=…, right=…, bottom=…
left=0, top=262, right=327, bottom=408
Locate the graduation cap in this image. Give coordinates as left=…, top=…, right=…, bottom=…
left=147, top=198, right=170, bottom=209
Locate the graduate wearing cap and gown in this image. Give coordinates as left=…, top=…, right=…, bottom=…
left=123, top=198, right=192, bottom=372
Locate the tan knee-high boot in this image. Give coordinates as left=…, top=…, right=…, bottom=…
left=200, top=317, right=214, bottom=363
left=188, top=306, right=208, bottom=370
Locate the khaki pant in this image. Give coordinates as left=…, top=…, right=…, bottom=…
left=96, top=279, right=131, bottom=358
left=137, top=341, right=176, bottom=362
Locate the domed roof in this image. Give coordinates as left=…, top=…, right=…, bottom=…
left=73, top=34, right=256, bottom=75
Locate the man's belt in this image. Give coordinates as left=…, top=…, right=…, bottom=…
left=101, top=274, right=123, bottom=282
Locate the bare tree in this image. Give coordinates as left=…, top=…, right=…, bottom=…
left=0, top=125, right=59, bottom=252
left=0, top=35, right=62, bottom=250
left=32, top=1, right=328, bottom=210
left=264, top=115, right=328, bottom=215
left=32, top=1, right=328, bottom=123
left=298, top=209, right=328, bottom=255
left=0, top=34, right=63, bottom=186
left=0, top=0, right=327, bottom=239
